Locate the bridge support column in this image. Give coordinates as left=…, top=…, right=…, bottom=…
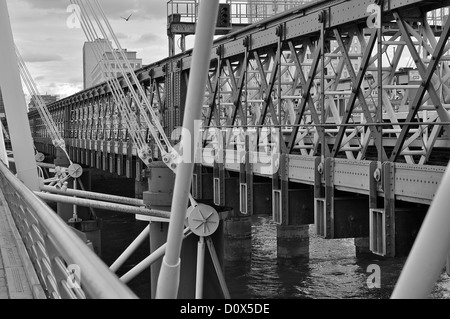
left=222, top=171, right=252, bottom=264
left=55, top=147, right=73, bottom=221
left=222, top=214, right=252, bottom=266
left=96, top=140, right=102, bottom=170
left=237, top=147, right=253, bottom=216
left=108, top=141, right=116, bottom=174
left=366, top=162, right=427, bottom=257
left=117, top=141, right=123, bottom=176
left=211, top=147, right=252, bottom=266
left=314, top=158, right=370, bottom=239
left=274, top=155, right=314, bottom=261
left=275, top=186, right=314, bottom=261
left=192, top=164, right=213, bottom=201
left=88, top=140, right=95, bottom=167
left=80, top=140, right=86, bottom=165
left=253, top=180, right=272, bottom=215
left=102, top=140, right=108, bottom=172
left=143, top=162, right=228, bottom=298
left=142, top=162, right=174, bottom=299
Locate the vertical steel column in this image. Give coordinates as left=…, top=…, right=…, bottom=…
left=156, top=0, right=219, bottom=299
left=324, top=157, right=334, bottom=239
left=377, top=7, right=383, bottom=162
left=319, top=11, right=326, bottom=159
left=0, top=0, right=39, bottom=191
left=383, top=161, right=395, bottom=257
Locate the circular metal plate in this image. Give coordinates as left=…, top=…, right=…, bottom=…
left=35, top=152, right=45, bottom=162
left=187, top=204, right=220, bottom=237
left=68, top=164, right=83, bottom=179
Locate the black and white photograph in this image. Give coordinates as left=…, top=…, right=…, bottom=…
left=0, top=0, right=450, bottom=309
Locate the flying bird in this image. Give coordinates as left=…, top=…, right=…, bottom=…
left=121, top=13, right=132, bottom=21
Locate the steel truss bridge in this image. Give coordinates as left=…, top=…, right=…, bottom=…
left=14, top=0, right=450, bottom=298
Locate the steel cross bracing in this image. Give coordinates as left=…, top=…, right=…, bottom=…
left=28, top=0, right=450, bottom=193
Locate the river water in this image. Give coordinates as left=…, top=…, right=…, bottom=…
left=96, top=211, right=450, bottom=299
left=92, top=177, right=450, bottom=299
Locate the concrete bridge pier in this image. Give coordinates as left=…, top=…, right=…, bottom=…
left=142, top=161, right=174, bottom=299
left=274, top=184, right=314, bottom=261
left=314, top=158, right=370, bottom=256
left=364, top=162, right=428, bottom=258
left=274, top=155, right=314, bottom=261
left=143, top=161, right=234, bottom=298
left=212, top=160, right=252, bottom=266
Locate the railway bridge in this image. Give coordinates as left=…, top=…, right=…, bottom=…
left=3, top=0, right=450, bottom=299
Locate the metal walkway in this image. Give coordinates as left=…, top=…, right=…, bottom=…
left=0, top=189, right=46, bottom=299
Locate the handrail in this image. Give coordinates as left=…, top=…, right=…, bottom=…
left=0, top=160, right=137, bottom=299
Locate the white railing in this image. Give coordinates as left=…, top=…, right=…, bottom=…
left=0, top=160, right=137, bottom=299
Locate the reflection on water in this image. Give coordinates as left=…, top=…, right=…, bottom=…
left=225, top=215, right=450, bottom=299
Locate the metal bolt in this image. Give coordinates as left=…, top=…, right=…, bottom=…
left=318, top=11, right=325, bottom=23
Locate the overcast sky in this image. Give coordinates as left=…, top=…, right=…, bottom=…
left=7, top=0, right=178, bottom=99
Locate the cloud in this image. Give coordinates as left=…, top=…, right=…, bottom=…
left=7, top=0, right=171, bottom=99
left=19, top=0, right=168, bottom=20
left=116, top=32, right=130, bottom=40
left=138, top=33, right=161, bottom=43
left=22, top=52, right=63, bottom=63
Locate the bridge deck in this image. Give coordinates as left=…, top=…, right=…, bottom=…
left=0, top=189, right=45, bottom=299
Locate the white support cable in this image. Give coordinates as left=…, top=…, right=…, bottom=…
left=73, top=2, right=145, bottom=155
left=72, top=0, right=151, bottom=163
left=74, top=0, right=171, bottom=162
left=17, top=54, right=59, bottom=140
left=73, top=3, right=164, bottom=164
left=16, top=51, right=61, bottom=142
left=16, top=48, right=72, bottom=164
left=73, top=0, right=142, bottom=144
left=92, top=0, right=171, bottom=150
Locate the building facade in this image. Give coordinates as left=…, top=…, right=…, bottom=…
left=90, top=49, right=142, bottom=87
left=28, top=94, right=59, bottom=111
left=83, top=39, right=113, bottom=89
